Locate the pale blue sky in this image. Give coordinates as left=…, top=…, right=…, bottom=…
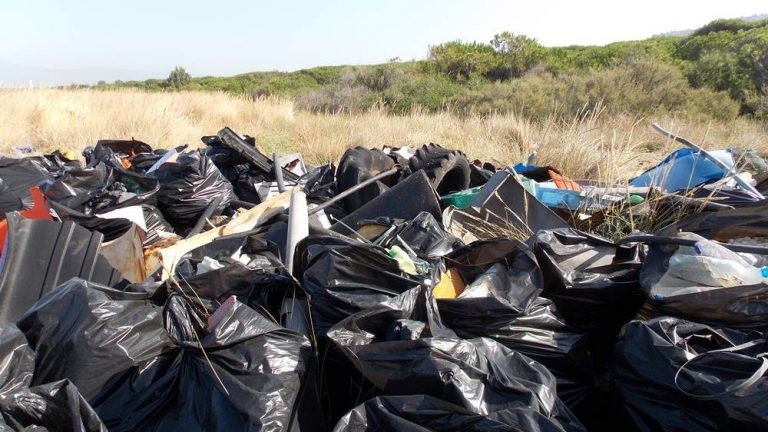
left=1, top=0, right=765, bottom=79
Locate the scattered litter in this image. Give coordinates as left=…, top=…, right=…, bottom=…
left=0, top=123, right=766, bottom=430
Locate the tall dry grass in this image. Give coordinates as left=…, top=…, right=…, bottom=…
left=1, top=88, right=767, bottom=180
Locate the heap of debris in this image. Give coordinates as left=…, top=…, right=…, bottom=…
left=1, top=123, right=767, bottom=431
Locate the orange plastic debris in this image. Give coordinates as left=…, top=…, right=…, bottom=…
left=433, top=267, right=466, bottom=299
left=548, top=169, right=581, bottom=191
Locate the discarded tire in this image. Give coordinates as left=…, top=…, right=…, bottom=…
left=335, top=146, right=399, bottom=212
left=408, top=143, right=471, bottom=195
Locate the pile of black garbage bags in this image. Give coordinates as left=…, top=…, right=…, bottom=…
left=1, top=127, right=767, bottom=431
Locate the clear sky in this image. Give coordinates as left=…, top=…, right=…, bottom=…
left=1, top=0, right=765, bottom=78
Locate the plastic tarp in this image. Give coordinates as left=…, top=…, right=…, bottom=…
left=612, top=317, right=768, bottom=432
left=17, top=278, right=312, bottom=431
left=629, top=148, right=736, bottom=192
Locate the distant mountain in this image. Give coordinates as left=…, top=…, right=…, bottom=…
left=0, top=60, right=162, bottom=88
left=655, top=13, right=767, bottom=37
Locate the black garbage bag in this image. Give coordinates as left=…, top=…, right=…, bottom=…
left=42, top=163, right=112, bottom=211
left=436, top=239, right=592, bottom=410
left=0, top=323, right=106, bottom=432
left=203, top=134, right=272, bottom=204
left=611, top=317, right=768, bottom=432
left=335, top=395, right=579, bottom=432
left=86, top=139, right=153, bottom=168
left=43, top=163, right=159, bottom=215
left=532, top=228, right=645, bottom=363
left=156, top=233, right=310, bottom=335
left=639, top=239, right=768, bottom=327
left=327, top=286, right=585, bottom=432
left=18, top=278, right=312, bottom=431
left=142, top=204, right=175, bottom=246
left=0, top=158, right=52, bottom=217
left=656, top=201, right=768, bottom=239
left=335, top=147, right=400, bottom=213
left=303, top=163, right=347, bottom=221
left=638, top=204, right=768, bottom=326
left=293, top=234, right=425, bottom=336
left=156, top=152, right=235, bottom=232
left=0, top=380, right=108, bottom=432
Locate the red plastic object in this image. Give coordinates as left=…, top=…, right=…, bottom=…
left=0, top=186, right=52, bottom=254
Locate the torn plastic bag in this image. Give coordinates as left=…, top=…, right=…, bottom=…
left=327, top=286, right=585, bottom=431
left=18, top=278, right=313, bottom=432
left=335, top=395, right=579, bottom=432
left=293, top=234, right=425, bottom=335
left=532, top=228, right=645, bottom=364
left=0, top=324, right=106, bottom=432
left=156, top=152, right=235, bottom=232
left=611, top=317, right=768, bottom=432
left=437, top=239, right=593, bottom=409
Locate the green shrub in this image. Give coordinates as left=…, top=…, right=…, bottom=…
left=383, top=75, right=463, bottom=114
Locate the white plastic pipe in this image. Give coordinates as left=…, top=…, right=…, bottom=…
left=285, top=188, right=309, bottom=275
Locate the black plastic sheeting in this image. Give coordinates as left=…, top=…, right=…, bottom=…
left=17, top=278, right=312, bottom=431
left=335, top=395, right=579, bottom=432
left=156, top=152, right=235, bottom=233
left=437, top=239, right=593, bottom=410
left=612, top=317, right=768, bottom=432
left=327, top=285, right=586, bottom=431
left=294, top=234, right=425, bottom=336
left=0, top=213, right=123, bottom=322
left=0, top=323, right=106, bottom=431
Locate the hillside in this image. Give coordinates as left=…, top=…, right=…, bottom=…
left=91, top=17, right=768, bottom=120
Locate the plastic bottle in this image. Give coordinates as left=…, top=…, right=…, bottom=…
left=668, top=254, right=767, bottom=287
left=667, top=234, right=768, bottom=287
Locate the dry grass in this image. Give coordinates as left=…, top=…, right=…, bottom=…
left=1, top=88, right=767, bottom=181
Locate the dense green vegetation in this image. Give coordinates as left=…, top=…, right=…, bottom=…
left=96, top=18, right=768, bottom=120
